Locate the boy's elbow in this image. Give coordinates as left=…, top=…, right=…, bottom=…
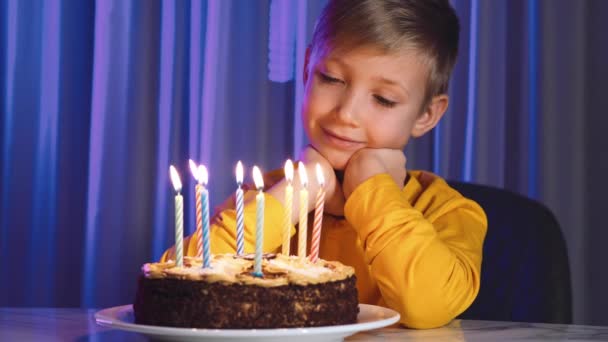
left=396, top=297, right=455, bottom=329
left=393, top=279, right=479, bottom=329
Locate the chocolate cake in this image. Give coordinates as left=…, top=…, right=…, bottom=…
left=133, top=254, right=359, bottom=328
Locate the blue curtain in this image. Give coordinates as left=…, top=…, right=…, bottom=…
left=1, top=0, right=607, bottom=325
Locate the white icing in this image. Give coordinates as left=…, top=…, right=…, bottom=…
left=143, top=253, right=354, bottom=287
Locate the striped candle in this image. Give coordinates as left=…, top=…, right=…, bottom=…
left=175, top=194, right=184, bottom=267
left=189, top=159, right=203, bottom=258
left=195, top=185, right=203, bottom=257
left=252, top=166, right=265, bottom=277
left=235, top=161, right=245, bottom=255
left=309, top=163, right=325, bottom=262
left=297, top=162, right=308, bottom=258
left=169, top=165, right=183, bottom=267
left=282, top=160, right=294, bottom=255
left=200, top=165, right=211, bottom=268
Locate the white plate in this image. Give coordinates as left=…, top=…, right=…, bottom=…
left=95, top=304, right=400, bottom=342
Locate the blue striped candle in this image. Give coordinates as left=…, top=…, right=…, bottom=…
left=200, top=165, right=211, bottom=268
left=252, top=166, right=265, bottom=277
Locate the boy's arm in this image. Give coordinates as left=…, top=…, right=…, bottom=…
left=344, top=173, right=486, bottom=329
left=343, top=149, right=486, bottom=329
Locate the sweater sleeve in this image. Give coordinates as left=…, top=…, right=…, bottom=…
left=344, top=173, right=487, bottom=329
left=160, top=189, right=294, bottom=262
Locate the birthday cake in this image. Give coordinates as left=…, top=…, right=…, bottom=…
left=133, top=253, right=359, bottom=328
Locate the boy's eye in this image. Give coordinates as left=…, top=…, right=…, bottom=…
left=319, top=72, right=343, bottom=84
left=374, top=95, right=397, bottom=108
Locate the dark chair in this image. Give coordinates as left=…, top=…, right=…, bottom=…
left=448, top=181, right=572, bottom=324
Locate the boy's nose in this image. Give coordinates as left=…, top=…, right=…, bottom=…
left=334, top=91, right=359, bottom=127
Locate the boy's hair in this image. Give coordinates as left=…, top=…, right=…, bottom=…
left=310, top=0, right=460, bottom=106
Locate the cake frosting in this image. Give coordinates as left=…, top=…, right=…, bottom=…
left=142, top=253, right=354, bottom=286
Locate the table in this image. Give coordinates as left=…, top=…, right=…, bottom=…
left=2, top=307, right=608, bottom=341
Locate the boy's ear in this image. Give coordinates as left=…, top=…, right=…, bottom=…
left=411, top=94, right=449, bottom=138
left=303, top=46, right=311, bottom=85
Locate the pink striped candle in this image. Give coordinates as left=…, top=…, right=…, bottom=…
left=309, top=164, right=325, bottom=263
left=189, top=159, right=203, bottom=258
left=235, top=161, right=245, bottom=255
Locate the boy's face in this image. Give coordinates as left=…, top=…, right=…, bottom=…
left=302, top=45, right=441, bottom=170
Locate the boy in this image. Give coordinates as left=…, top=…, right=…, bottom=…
left=162, top=0, right=486, bottom=329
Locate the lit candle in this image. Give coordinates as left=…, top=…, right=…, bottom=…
left=309, top=163, right=325, bottom=263
left=252, top=166, right=265, bottom=277
left=189, top=159, right=203, bottom=258
left=297, top=162, right=308, bottom=258
left=235, top=161, right=245, bottom=255
left=282, top=160, right=294, bottom=256
left=169, top=165, right=183, bottom=267
left=200, top=165, right=211, bottom=268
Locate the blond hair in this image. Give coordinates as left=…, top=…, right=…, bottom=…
left=310, top=0, right=460, bottom=106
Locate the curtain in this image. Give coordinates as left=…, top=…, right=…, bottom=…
left=1, top=0, right=607, bottom=325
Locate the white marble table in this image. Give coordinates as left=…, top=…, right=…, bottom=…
left=2, top=307, right=608, bottom=341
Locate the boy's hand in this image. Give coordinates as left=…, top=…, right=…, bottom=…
left=299, top=146, right=345, bottom=216
left=343, top=148, right=407, bottom=199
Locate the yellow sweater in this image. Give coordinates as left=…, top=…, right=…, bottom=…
left=161, top=170, right=487, bottom=329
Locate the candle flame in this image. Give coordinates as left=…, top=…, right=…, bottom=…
left=252, top=166, right=264, bottom=190
left=315, top=163, right=325, bottom=187
left=189, top=159, right=200, bottom=183
left=199, top=165, right=209, bottom=185
left=169, top=165, right=182, bottom=192
left=284, top=159, right=294, bottom=182
left=298, top=162, right=308, bottom=187
left=236, top=161, right=244, bottom=185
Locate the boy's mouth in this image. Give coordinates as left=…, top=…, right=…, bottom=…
left=321, top=128, right=365, bottom=149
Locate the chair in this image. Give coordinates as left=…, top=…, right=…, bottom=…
left=448, top=181, right=573, bottom=324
